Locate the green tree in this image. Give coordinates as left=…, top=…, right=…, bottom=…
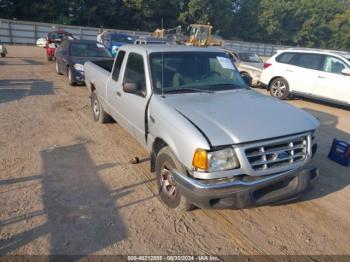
left=178, top=0, right=234, bottom=36
left=234, top=0, right=350, bottom=49
left=329, top=8, right=350, bottom=49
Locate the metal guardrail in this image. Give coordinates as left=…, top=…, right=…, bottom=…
left=0, top=18, right=292, bottom=56
left=0, top=18, right=152, bottom=45
left=224, top=40, right=292, bottom=57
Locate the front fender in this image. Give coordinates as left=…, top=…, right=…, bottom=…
left=148, top=96, right=210, bottom=169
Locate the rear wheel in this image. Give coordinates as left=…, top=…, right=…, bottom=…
left=55, top=61, right=63, bottom=75
left=91, top=90, right=111, bottom=123
left=156, top=146, right=195, bottom=211
left=269, top=77, right=290, bottom=100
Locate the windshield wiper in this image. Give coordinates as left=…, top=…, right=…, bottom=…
left=164, top=87, right=214, bottom=94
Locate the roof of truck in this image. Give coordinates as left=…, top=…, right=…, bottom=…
left=120, top=44, right=224, bottom=53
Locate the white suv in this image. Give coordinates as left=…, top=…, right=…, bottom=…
left=260, top=49, right=350, bottom=106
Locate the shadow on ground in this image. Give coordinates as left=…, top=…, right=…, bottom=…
left=0, top=143, right=129, bottom=256
left=275, top=107, right=350, bottom=205
left=0, top=79, right=53, bottom=104
left=0, top=58, right=45, bottom=66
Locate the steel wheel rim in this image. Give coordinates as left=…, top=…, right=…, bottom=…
left=271, top=80, right=286, bottom=97
left=160, top=161, right=177, bottom=199
left=93, top=99, right=100, bottom=117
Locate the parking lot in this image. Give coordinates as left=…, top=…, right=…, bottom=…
left=0, top=45, right=350, bottom=256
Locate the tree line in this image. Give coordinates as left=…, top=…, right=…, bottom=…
left=1, top=0, right=349, bottom=49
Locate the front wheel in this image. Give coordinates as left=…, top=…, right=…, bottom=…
left=155, top=146, right=195, bottom=211
left=269, top=77, right=290, bottom=100
left=67, top=67, right=76, bottom=86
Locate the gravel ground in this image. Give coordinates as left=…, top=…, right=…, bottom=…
left=0, top=45, right=350, bottom=257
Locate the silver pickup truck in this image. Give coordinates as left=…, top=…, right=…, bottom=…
left=84, top=45, right=319, bottom=211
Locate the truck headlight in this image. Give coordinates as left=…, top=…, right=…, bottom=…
left=192, top=148, right=240, bottom=172
left=73, top=63, right=84, bottom=72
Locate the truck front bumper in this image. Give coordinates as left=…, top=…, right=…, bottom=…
left=173, top=166, right=318, bottom=209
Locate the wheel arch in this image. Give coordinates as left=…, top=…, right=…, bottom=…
left=268, top=76, right=287, bottom=90
left=240, top=71, right=249, bottom=75
left=150, top=137, right=168, bottom=172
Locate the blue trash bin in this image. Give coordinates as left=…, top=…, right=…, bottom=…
left=328, top=139, right=350, bottom=167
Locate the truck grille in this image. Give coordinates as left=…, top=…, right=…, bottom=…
left=245, top=135, right=308, bottom=171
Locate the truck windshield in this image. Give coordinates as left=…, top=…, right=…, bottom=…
left=70, top=42, right=112, bottom=57
left=150, top=52, right=248, bottom=94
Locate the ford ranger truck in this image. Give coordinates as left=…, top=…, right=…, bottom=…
left=84, top=45, right=319, bottom=211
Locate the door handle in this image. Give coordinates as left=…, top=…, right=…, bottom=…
left=286, top=69, right=294, bottom=72
left=318, top=76, right=326, bottom=79
left=116, top=91, right=121, bottom=97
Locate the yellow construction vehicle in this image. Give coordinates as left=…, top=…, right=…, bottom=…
left=186, top=24, right=224, bottom=47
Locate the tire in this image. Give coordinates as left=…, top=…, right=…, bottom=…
left=240, top=72, right=253, bottom=87
left=55, top=61, right=63, bottom=75
left=91, top=90, right=111, bottom=123
left=67, top=67, right=76, bottom=86
left=1, top=53, right=5, bottom=58
left=269, top=77, right=290, bottom=100
left=155, top=146, right=195, bottom=211
left=240, top=72, right=250, bottom=78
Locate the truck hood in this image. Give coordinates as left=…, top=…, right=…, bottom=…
left=163, top=89, right=319, bottom=146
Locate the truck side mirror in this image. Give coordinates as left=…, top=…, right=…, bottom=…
left=123, top=81, right=144, bottom=96
left=341, top=68, right=350, bottom=76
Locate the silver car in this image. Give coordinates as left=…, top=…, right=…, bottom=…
left=84, top=45, right=319, bottom=211
left=224, top=49, right=263, bottom=86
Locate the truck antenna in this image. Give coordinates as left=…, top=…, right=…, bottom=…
left=161, top=51, right=164, bottom=96
left=161, top=17, right=164, bottom=96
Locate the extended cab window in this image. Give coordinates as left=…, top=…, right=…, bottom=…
left=323, top=56, right=349, bottom=74
left=294, top=53, right=323, bottom=70
left=112, top=51, right=125, bottom=81
left=123, top=53, right=146, bottom=96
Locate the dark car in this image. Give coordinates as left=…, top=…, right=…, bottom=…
left=55, top=39, right=112, bottom=86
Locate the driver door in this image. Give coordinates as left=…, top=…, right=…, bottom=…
left=111, top=52, right=151, bottom=147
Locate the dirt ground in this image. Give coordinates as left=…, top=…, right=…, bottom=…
left=0, top=45, right=350, bottom=257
